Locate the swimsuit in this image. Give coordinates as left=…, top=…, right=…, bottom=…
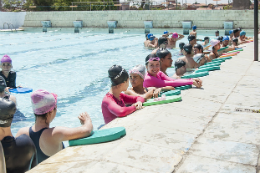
left=29, top=127, right=64, bottom=163
left=101, top=93, right=145, bottom=124
left=0, top=71, right=16, bottom=88
left=1, top=135, right=37, bottom=173
left=143, top=71, right=193, bottom=88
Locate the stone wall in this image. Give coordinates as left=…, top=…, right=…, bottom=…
left=21, top=10, right=258, bottom=29
left=0, top=12, right=26, bottom=29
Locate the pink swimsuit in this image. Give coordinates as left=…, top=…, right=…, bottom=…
left=143, top=71, right=193, bottom=88
left=101, top=93, right=145, bottom=124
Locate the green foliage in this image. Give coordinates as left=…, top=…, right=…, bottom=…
left=3, top=0, right=22, bottom=11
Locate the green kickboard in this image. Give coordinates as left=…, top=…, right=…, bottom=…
left=199, top=64, right=220, bottom=69
left=181, top=71, right=209, bottom=79
left=143, top=95, right=182, bottom=106
left=227, top=49, right=243, bottom=53
left=204, top=62, right=222, bottom=66
left=162, top=89, right=181, bottom=96
left=212, top=59, right=225, bottom=62
left=175, top=85, right=192, bottom=90
left=217, top=46, right=229, bottom=52
left=220, top=56, right=232, bottom=60
left=196, top=66, right=220, bottom=73
left=69, top=127, right=126, bottom=146
left=169, top=66, right=175, bottom=68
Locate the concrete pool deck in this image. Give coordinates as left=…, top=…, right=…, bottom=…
left=27, top=41, right=260, bottom=173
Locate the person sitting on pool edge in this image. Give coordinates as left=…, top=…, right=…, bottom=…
left=102, top=65, right=145, bottom=124
left=0, top=55, right=17, bottom=89
left=209, top=39, right=221, bottom=60
left=16, top=89, right=93, bottom=163
left=172, top=59, right=187, bottom=79
left=179, top=42, right=185, bottom=55
left=144, top=34, right=158, bottom=49
left=167, top=32, right=184, bottom=49
left=178, top=44, right=198, bottom=71
left=143, top=54, right=202, bottom=88
left=151, top=37, right=168, bottom=55
left=0, top=98, right=37, bottom=173
left=125, top=65, right=174, bottom=100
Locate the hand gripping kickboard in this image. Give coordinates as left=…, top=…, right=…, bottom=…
left=195, top=66, right=220, bottom=73
left=162, top=89, right=181, bottom=96
left=69, top=127, right=126, bottom=146
left=9, top=88, right=33, bottom=94
left=181, top=71, right=209, bottom=79
left=143, top=95, right=182, bottom=106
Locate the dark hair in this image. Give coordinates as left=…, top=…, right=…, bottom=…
left=145, top=54, right=158, bottom=65
left=34, top=106, right=57, bottom=125
left=175, top=59, right=186, bottom=71
left=183, top=44, right=193, bottom=54
left=156, top=48, right=171, bottom=59
left=215, top=30, right=219, bottom=33
left=194, top=44, right=203, bottom=52
left=204, top=37, right=209, bottom=41
left=179, top=42, right=185, bottom=50
left=108, top=65, right=129, bottom=86
left=158, top=37, right=168, bottom=47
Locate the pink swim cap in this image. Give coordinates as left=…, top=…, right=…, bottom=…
left=31, top=89, right=57, bottom=115
left=1, top=55, right=12, bottom=63
left=172, top=32, right=178, bottom=38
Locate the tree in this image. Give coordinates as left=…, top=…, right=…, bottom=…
left=232, top=0, right=250, bottom=10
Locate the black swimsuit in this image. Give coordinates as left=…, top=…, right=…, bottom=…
left=29, top=127, right=65, bottom=163
left=0, top=71, right=16, bottom=88
left=1, top=135, right=37, bottom=173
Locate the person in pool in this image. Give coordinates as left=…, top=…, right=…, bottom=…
left=238, top=31, right=248, bottom=44
left=172, top=59, right=187, bottom=79
left=202, top=37, right=210, bottom=47
left=151, top=37, right=168, bottom=55
left=102, top=65, right=145, bottom=124
left=156, top=49, right=173, bottom=76
left=125, top=65, right=174, bottom=99
left=143, top=54, right=202, bottom=88
left=209, top=39, right=221, bottom=60
left=188, top=35, right=197, bottom=47
left=193, top=44, right=211, bottom=66
left=190, top=25, right=197, bottom=38
left=215, top=30, right=219, bottom=37
left=179, top=42, right=185, bottom=55
left=0, top=98, right=37, bottom=173
left=0, top=76, right=16, bottom=105
left=229, top=30, right=234, bottom=41
left=0, top=55, right=17, bottom=89
left=144, top=34, right=158, bottom=48
left=221, top=36, right=235, bottom=51
left=162, top=31, right=172, bottom=38
left=167, top=32, right=184, bottom=49
left=233, top=29, right=240, bottom=38
left=144, top=33, right=149, bottom=46
left=217, top=36, right=223, bottom=46
left=16, top=89, right=93, bottom=163
left=178, top=44, right=198, bottom=71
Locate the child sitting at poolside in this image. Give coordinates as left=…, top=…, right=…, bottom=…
left=125, top=65, right=174, bottom=100
left=0, top=55, right=17, bottom=89
left=102, top=65, right=145, bottom=124
left=143, top=54, right=202, bottom=88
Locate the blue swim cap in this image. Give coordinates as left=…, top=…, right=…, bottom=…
left=147, top=33, right=153, bottom=39
left=240, top=31, right=246, bottom=36
left=149, top=36, right=155, bottom=41
left=223, top=36, right=229, bottom=41
left=229, top=30, right=233, bottom=35
left=164, top=31, right=169, bottom=34
left=192, top=25, right=197, bottom=30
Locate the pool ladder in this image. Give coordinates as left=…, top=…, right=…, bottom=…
left=2, top=22, right=16, bottom=31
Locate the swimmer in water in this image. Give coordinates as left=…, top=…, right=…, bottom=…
left=209, top=39, right=221, bottom=60
left=172, top=59, right=187, bottom=79
left=233, top=29, right=240, bottom=38
left=162, top=31, right=172, bottom=38
left=188, top=35, right=197, bottom=47
left=238, top=31, right=248, bottom=44
left=0, top=55, right=18, bottom=90
left=193, top=44, right=211, bottom=66
left=151, top=37, right=168, bottom=54
left=229, top=30, right=234, bottom=41
left=125, top=65, right=174, bottom=99
left=178, top=44, right=199, bottom=70
left=156, top=48, right=173, bottom=76
left=202, top=37, right=209, bottom=46
left=221, top=36, right=235, bottom=51
left=215, top=30, right=219, bottom=37
left=144, top=33, right=150, bottom=46
left=143, top=54, right=202, bottom=88
left=101, top=65, right=145, bottom=124
left=190, top=25, right=197, bottom=38
left=167, top=32, right=184, bottom=49
left=144, top=34, right=158, bottom=49
left=179, top=42, right=185, bottom=55
left=0, top=98, right=37, bottom=173
left=217, top=36, right=223, bottom=46
left=0, top=76, right=16, bottom=104
left=16, top=89, right=93, bottom=163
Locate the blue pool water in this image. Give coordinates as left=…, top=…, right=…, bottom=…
left=0, top=28, right=253, bottom=143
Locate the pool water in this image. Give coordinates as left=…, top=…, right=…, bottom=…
left=0, top=28, right=252, bottom=144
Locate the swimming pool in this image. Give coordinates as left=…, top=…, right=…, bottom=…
left=0, top=27, right=253, bottom=144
